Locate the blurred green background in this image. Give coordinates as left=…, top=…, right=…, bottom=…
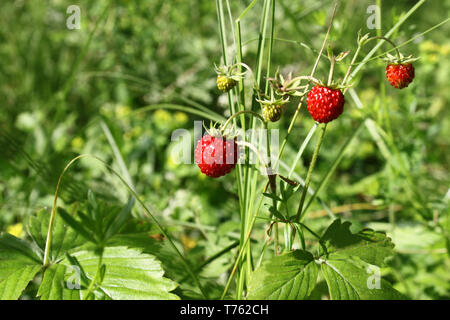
left=0, top=0, right=448, bottom=299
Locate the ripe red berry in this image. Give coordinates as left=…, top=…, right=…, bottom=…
left=386, top=63, right=415, bottom=89
left=307, top=85, right=345, bottom=123
left=195, top=135, right=239, bottom=178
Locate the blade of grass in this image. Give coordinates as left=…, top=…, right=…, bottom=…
left=133, top=104, right=225, bottom=122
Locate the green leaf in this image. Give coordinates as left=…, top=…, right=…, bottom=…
left=63, top=246, right=179, bottom=300
left=27, top=208, right=84, bottom=261
left=37, top=264, right=81, bottom=300
left=320, top=255, right=407, bottom=300
left=263, top=192, right=283, bottom=202
left=57, top=207, right=96, bottom=243
left=0, top=233, right=42, bottom=299
left=266, top=205, right=286, bottom=221
left=321, top=219, right=394, bottom=266
left=0, top=265, right=41, bottom=300
left=104, top=197, right=134, bottom=240
left=248, top=250, right=318, bottom=300
left=106, top=233, right=162, bottom=254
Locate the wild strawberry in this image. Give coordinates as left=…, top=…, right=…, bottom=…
left=263, top=104, right=284, bottom=122
left=195, top=134, right=239, bottom=178
left=215, top=64, right=245, bottom=93
left=386, top=63, right=415, bottom=89
left=307, top=85, right=344, bottom=123
left=383, top=53, right=418, bottom=89
left=217, top=75, right=237, bottom=92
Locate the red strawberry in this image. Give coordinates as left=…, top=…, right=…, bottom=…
left=195, top=135, right=239, bottom=178
left=386, top=63, right=415, bottom=89
left=307, top=85, right=345, bottom=123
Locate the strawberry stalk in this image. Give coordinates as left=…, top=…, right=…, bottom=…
left=295, top=123, right=327, bottom=223
left=365, top=36, right=402, bottom=61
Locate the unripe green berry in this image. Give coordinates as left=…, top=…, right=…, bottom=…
left=263, top=104, right=284, bottom=122
left=217, top=75, right=237, bottom=92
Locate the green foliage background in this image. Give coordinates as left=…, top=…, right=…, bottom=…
left=0, top=0, right=448, bottom=299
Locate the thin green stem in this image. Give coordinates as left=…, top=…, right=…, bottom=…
left=84, top=251, right=103, bottom=300
left=237, top=0, right=260, bottom=21
left=179, top=241, right=239, bottom=283
left=347, top=0, right=426, bottom=84
left=327, top=57, right=335, bottom=86
left=366, top=36, right=401, bottom=60
left=221, top=183, right=269, bottom=299
left=273, top=3, right=337, bottom=169
left=353, top=17, right=449, bottom=66
left=217, top=0, right=229, bottom=65
left=222, top=110, right=266, bottom=132
left=295, top=123, right=327, bottom=222
left=265, top=0, right=276, bottom=95
left=342, top=45, right=361, bottom=88
left=288, top=123, right=318, bottom=178
left=302, top=120, right=364, bottom=215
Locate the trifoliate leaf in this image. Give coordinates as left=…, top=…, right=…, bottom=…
left=248, top=250, right=319, bottom=300
left=63, top=246, right=179, bottom=300
left=0, top=233, right=42, bottom=299
left=320, top=255, right=407, bottom=300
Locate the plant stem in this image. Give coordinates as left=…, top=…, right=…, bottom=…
left=265, top=0, right=276, bottom=95
left=84, top=250, right=103, bottom=300
left=221, top=182, right=270, bottom=299
left=273, top=3, right=337, bottom=169
left=327, top=57, right=335, bottom=86
left=366, top=36, right=402, bottom=61
left=288, top=123, right=318, bottom=178
left=302, top=120, right=365, bottom=215
left=221, top=110, right=266, bottom=132
left=295, top=123, right=327, bottom=222
left=347, top=0, right=426, bottom=83
left=342, top=45, right=361, bottom=88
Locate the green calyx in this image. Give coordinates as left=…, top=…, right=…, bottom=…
left=257, top=96, right=289, bottom=122
left=215, top=63, right=246, bottom=92
left=204, top=121, right=239, bottom=139
left=268, top=69, right=309, bottom=97
left=311, top=78, right=353, bottom=91
left=383, top=52, right=420, bottom=65
left=214, top=64, right=246, bottom=82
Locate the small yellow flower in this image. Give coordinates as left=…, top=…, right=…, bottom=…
left=174, top=112, right=188, bottom=124
left=181, top=234, right=197, bottom=252
left=427, top=54, right=438, bottom=64
left=440, top=44, right=450, bottom=56
left=419, top=40, right=440, bottom=53
left=154, top=109, right=172, bottom=123
left=71, top=136, right=85, bottom=150
left=7, top=223, right=24, bottom=238
left=115, top=105, right=132, bottom=118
